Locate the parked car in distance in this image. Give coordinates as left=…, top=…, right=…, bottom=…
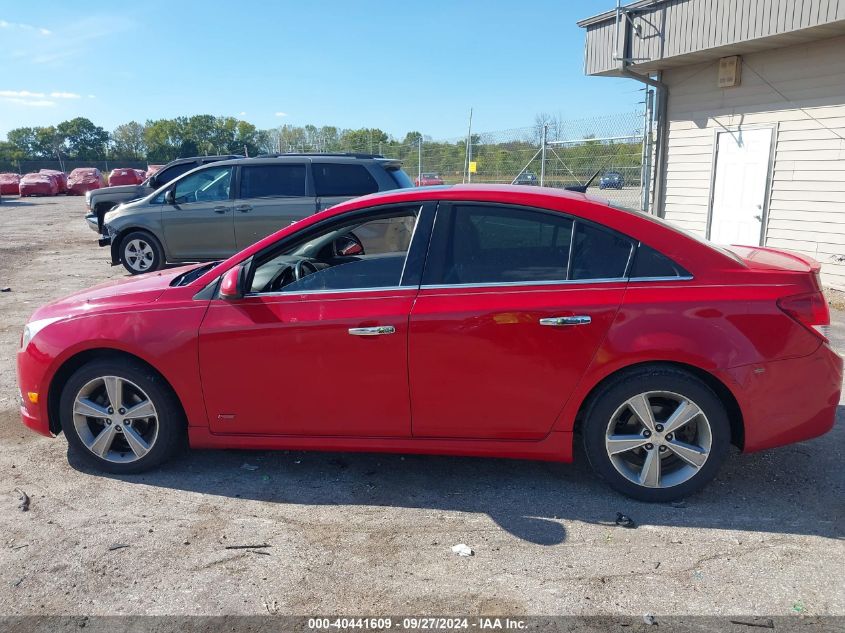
left=86, top=155, right=242, bottom=234
left=100, top=153, right=413, bottom=274
left=513, top=171, right=539, bottom=186
left=108, top=168, right=145, bottom=186
left=599, top=171, right=625, bottom=190
left=19, top=172, right=58, bottom=196
left=0, top=173, right=21, bottom=195
left=415, top=172, right=444, bottom=186
left=39, top=169, right=68, bottom=194
left=18, top=185, right=842, bottom=501
left=67, top=168, right=106, bottom=195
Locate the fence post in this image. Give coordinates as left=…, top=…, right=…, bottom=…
left=417, top=136, right=422, bottom=187
left=641, top=89, right=654, bottom=213
left=464, top=108, right=473, bottom=184
left=540, top=124, right=547, bottom=187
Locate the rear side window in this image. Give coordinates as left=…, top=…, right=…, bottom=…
left=240, top=164, right=306, bottom=199
left=313, top=163, right=378, bottom=197
left=434, top=205, right=574, bottom=284
left=630, top=244, right=689, bottom=278
left=570, top=222, right=634, bottom=280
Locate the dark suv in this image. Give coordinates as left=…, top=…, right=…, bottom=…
left=85, top=155, right=242, bottom=233
left=99, top=154, right=413, bottom=274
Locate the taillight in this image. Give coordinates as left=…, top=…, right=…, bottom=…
left=777, top=292, right=830, bottom=341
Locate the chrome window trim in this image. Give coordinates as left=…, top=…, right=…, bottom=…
left=242, top=285, right=410, bottom=299
left=420, top=278, right=626, bottom=290
left=628, top=275, right=694, bottom=282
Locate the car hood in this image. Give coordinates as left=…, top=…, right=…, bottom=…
left=29, top=266, right=196, bottom=321
left=91, top=183, right=142, bottom=197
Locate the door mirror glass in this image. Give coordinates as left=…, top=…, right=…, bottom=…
left=147, top=175, right=158, bottom=189
left=333, top=233, right=364, bottom=257
left=164, top=189, right=175, bottom=205
left=220, top=265, right=243, bottom=300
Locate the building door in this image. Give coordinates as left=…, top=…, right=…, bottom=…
left=709, top=128, right=772, bottom=246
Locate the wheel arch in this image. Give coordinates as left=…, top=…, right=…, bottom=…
left=572, top=360, right=745, bottom=450
left=47, top=347, right=187, bottom=436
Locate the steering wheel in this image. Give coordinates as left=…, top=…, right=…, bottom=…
left=294, top=259, right=319, bottom=281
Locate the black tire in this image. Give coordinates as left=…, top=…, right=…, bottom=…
left=582, top=366, right=730, bottom=502
left=59, top=358, right=185, bottom=474
left=119, top=230, right=164, bottom=275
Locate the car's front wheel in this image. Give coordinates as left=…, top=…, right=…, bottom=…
left=119, top=230, right=164, bottom=274
left=582, top=366, right=730, bottom=502
left=59, top=359, right=185, bottom=473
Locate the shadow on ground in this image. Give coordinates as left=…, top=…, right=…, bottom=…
left=67, top=405, right=844, bottom=546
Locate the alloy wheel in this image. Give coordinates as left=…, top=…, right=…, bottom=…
left=124, top=239, right=155, bottom=272
left=72, top=376, right=159, bottom=463
left=604, top=390, right=712, bottom=489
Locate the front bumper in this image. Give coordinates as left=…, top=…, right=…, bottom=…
left=16, top=347, right=53, bottom=438
left=85, top=213, right=99, bottom=233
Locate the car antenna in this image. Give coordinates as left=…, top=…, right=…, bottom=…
left=564, top=169, right=601, bottom=194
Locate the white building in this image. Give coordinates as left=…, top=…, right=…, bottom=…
left=580, top=0, right=845, bottom=289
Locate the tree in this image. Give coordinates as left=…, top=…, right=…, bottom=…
left=111, top=121, right=147, bottom=160
left=56, top=117, right=109, bottom=159
left=6, top=127, right=40, bottom=157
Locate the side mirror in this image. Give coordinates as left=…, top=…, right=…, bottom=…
left=148, top=175, right=158, bottom=189
left=164, top=189, right=175, bottom=205
left=220, top=265, right=244, bottom=300
left=333, top=232, right=364, bottom=257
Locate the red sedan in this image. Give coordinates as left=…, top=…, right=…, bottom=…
left=416, top=172, right=445, bottom=186
left=16, top=185, right=841, bottom=501
left=19, top=172, right=59, bottom=196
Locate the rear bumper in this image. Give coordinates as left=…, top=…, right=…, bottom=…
left=730, top=343, right=843, bottom=452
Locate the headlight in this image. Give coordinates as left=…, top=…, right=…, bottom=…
left=21, top=317, right=62, bottom=350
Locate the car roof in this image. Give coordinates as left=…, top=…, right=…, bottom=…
left=212, top=154, right=399, bottom=167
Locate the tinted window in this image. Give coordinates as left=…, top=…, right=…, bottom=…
left=631, top=244, right=689, bottom=278
left=313, top=163, right=378, bottom=197
left=240, top=164, right=306, bottom=199
left=155, top=163, right=194, bottom=186
left=436, top=205, right=574, bottom=284
left=570, top=222, right=633, bottom=280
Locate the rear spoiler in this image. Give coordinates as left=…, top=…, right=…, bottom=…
left=376, top=158, right=404, bottom=171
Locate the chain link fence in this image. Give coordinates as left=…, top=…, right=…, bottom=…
left=2, top=111, right=648, bottom=209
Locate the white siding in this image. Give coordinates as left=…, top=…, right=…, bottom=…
left=661, top=34, right=845, bottom=289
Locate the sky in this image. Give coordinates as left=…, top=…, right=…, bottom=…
left=0, top=0, right=641, bottom=141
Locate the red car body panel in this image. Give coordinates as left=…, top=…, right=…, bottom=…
left=67, top=168, right=105, bottom=195
left=19, top=173, right=58, bottom=196
left=108, top=168, right=145, bottom=186
left=0, top=173, right=21, bottom=195
left=39, top=169, right=68, bottom=193
left=16, top=185, right=842, bottom=464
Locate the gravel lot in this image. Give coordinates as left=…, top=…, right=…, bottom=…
left=0, top=195, right=842, bottom=617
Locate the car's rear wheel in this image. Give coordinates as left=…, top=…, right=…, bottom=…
left=59, top=359, right=185, bottom=473
left=582, top=367, right=730, bottom=502
left=120, top=230, right=164, bottom=274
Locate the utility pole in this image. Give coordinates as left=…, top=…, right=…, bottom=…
left=417, top=136, right=423, bottom=186
left=540, top=124, right=547, bottom=187
left=464, top=108, right=473, bottom=184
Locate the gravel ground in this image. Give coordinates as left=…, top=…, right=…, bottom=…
left=0, top=195, right=842, bottom=617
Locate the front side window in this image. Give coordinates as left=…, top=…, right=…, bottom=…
left=154, top=163, right=194, bottom=187
left=248, top=207, right=420, bottom=294
left=173, top=166, right=232, bottom=204
left=240, top=164, right=306, bottom=199
left=313, top=163, right=379, bottom=197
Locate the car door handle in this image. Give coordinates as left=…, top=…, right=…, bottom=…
left=348, top=326, right=396, bottom=336
left=539, top=316, right=592, bottom=326
left=236, top=204, right=252, bottom=213
left=213, top=206, right=228, bottom=214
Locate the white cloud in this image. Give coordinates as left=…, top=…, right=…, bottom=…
left=0, top=89, right=81, bottom=100
left=239, top=111, right=247, bottom=117
left=274, top=111, right=288, bottom=117
left=0, top=20, right=51, bottom=35
left=49, top=91, right=80, bottom=99
left=0, top=89, right=46, bottom=98
left=2, top=97, right=55, bottom=107
left=87, top=94, right=96, bottom=99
